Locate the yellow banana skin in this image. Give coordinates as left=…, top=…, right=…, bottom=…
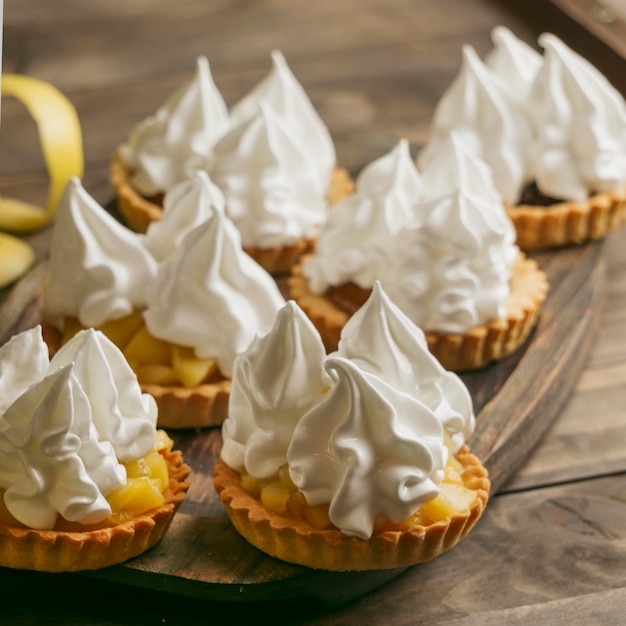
left=0, top=73, right=84, bottom=233
left=0, top=73, right=83, bottom=288
left=0, top=231, right=36, bottom=289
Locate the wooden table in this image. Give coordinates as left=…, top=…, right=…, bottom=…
left=1, top=0, right=626, bottom=623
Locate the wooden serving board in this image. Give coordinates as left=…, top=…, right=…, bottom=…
left=0, top=237, right=606, bottom=607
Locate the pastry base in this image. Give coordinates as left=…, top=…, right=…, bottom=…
left=110, top=147, right=163, bottom=233
left=508, top=184, right=626, bottom=250
left=213, top=445, right=490, bottom=571
left=142, top=378, right=231, bottom=429
left=288, top=252, right=549, bottom=371
left=0, top=446, right=190, bottom=572
left=42, top=321, right=231, bottom=430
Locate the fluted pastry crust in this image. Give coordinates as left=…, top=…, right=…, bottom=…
left=508, top=184, right=626, bottom=250
left=142, top=378, right=231, bottom=429
left=288, top=252, right=549, bottom=371
left=214, top=445, right=489, bottom=571
left=0, top=447, right=190, bottom=572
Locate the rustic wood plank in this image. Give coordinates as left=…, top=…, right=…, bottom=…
left=504, top=225, right=626, bottom=492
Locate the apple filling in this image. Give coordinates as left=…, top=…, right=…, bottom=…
left=238, top=451, right=478, bottom=532
left=0, top=430, right=174, bottom=531
left=60, top=312, right=222, bottom=388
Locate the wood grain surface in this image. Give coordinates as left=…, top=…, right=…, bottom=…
left=1, top=0, right=626, bottom=624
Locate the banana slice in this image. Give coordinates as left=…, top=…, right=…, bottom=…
left=0, top=73, right=84, bottom=233
left=0, top=232, right=35, bottom=289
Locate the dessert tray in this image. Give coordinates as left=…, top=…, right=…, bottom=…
left=0, top=234, right=606, bottom=607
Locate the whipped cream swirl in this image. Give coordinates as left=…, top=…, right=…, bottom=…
left=0, top=326, right=50, bottom=415
left=42, top=178, right=158, bottom=329
left=121, top=56, right=230, bottom=196
left=383, top=185, right=517, bottom=333
left=485, top=25, right=543, bottom=100
left=287, top=356, right=447, bottom=539
left=0, top=364, right=126, bottom=529
left=211, top=101, right=326, bottom=249
left=143, top=203, right=286, bottom=377
left=144, top=170, right=226, bottom=261
left=228, top=49, right=336, bottom=197
left=0, top=325, right=159, bottom=530
left=336, top=282, right=475, bottom=451
left=221, top=301, right=327, bottom=478
left=302, top=139, right=422, bottom=293
left=527, top=33, right=626, bottom=201
left=49, top=329, right=158, bottom=461
left=417, top=44, right=533, bottom=205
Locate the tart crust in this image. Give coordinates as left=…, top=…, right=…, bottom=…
left=142, top=378, right=231, bottom=429
left=42, top=321, right=231, bottom=430
left=0, top=446, right=190, bottom=572
left=508, top=184, right=626, bottom=250
left=288, top=252, right=549, bottom=371
left=213, top=444, right=490, bottom=571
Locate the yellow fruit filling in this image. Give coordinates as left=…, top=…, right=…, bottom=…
left=239, top=452, right=477, bottom=532
left=60, top=313, right=221, bottom=388
left=0, top=430, right=174, bottom=531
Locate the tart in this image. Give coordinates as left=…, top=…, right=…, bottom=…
left=214, top=444, right=489, bottom=571
left=289, top=252, right=549, bottom=371
left=0, top=434, right=190, bottom=572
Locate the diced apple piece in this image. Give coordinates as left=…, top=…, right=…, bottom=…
left=124, top=326, right=171, bottom=365
left=135, top=364, right=179, bottom=386
left=154, top=429, right=174, bottom=452
left=107, top=476, right=165, bottom=522
left=124, top=450, right=169, bottom=491
left=97, top=311, right=145, bottom=350
left=171, top=345, right=218, bottom=388
left=419, top=483, right=475, bottom=524
left=277, top=464, right=296, bottom=491
left=287, top=490, right=307, bottom=519
left=303, top=504, right=332, bottom=529
left=260, top=483, right=290, bottom=515
left=240, top=472, right=263, bottom=498
left=444, top=461, right=465, bottom=486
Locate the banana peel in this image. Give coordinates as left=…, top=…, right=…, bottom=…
left=0, top=73, right=84, bottom=289
left=0, top=231, right=36, bottom=289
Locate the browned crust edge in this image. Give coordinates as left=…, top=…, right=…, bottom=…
left=213, top=445, right=490, bottom=571
left=508, top=185, right=626, bottom=250
left=0, top=447, right=191, bottom=572
left=288, top=252, right=549, bottom=371
left=142, top=378, right=231, bottom=429
left=110, top=147, right=162, bottom=233
left=42, top=321, right=231, bottom=430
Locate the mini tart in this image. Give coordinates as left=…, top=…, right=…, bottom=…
left=507, top=183, right=626, bottom=250
left=288, top=252, right=549, bottom=371
left=111, top=145, right=355, bottom=274
left=0, top=444, right=190, bottom=572
left=213, top=445, right=490, bottom=571
left=42, top=320, right=231, bottom=430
